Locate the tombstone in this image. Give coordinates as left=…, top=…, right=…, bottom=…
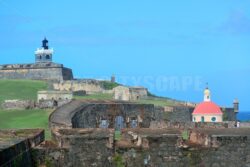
left=115, top=116, right=125, bottom=130
left=130, top=119, right=138, bottom=128
left=99, top=119, right=109, bottom=128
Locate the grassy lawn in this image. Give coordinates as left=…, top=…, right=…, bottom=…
left=0, top=109, right=52, bottom=139
left=74, top=93, right=113, bottom=100
left=0, top=79, right=48, bottom=103
left=74, top=93, right=175, bottom=107
left=137, top=97, right=176, bottom=107
left=0, top=79, right=51, bottom=138
left=0, top=79, right=177, bottom=141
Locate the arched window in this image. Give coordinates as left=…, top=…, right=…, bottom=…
left=39, top=55, right=42, bottom=59
left=46, top=55, right=50, bottom=59
left=211, top=117, right=216, bottom=122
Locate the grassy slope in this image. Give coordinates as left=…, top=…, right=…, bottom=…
left=137, top=97, right=175, bottom=107
left=0, top=80, right=176, bottom=140
left=74, top=93, right=113, bottom=100
left=0, top=79, right=47, bottom=103
left=75, top=93, right=175, bottom=107
left=0, top=80, right=51, bottom=138
left=0, top=109, right=52, bottom=139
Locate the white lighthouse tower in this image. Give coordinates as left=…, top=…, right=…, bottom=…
left=35, top=38, right=53, bottom=63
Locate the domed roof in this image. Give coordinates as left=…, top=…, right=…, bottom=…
left=193, top=101, right=223, bottom=115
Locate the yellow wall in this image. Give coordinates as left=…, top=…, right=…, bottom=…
left=192, top=114, right=223, bottom=122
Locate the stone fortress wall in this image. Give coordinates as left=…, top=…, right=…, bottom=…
left=0, top=129, right=44, bottom=167
left=33, top=100, right=249, bottom=167
left=0, top=100, right=245, bottom=167
left=0, top=62, right=73, bottom=81
left=0, top=38, right=73, bottom=81
left=52, top=79, right=109, bottom=94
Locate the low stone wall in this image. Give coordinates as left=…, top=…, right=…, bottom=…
left=1, top=99, right=71, bottom=110
left=33, top=129, right=114, bottom=167
left=157, top=105, right=237, bottom=123
left=37, top=99, right=71, bottom=109
left=33, top=128, right=250, bottom=167
left=117, top=129, right=250, bottom=167
left=238, top=122, right=250, bottom=128
left=150, top=121, right=237, bottom=129
left=1, top=100, right=35, bottom=110
left=0, top=129, right=44, bottom=167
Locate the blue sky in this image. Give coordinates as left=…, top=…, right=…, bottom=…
left=0, top=0, right=249, bottom=111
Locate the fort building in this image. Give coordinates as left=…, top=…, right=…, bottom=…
left=113, top=86, right=148, bottom=101
left=37, top=90, right=73, bottom=102
left=0, top=38, right=73, bottom=81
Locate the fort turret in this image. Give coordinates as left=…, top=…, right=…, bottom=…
left=233, top=98, right=239, bottom=113
left=35, top=38, right=53, bottom=63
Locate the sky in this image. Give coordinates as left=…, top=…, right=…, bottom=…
left=0, top=0, right=249, bottom=111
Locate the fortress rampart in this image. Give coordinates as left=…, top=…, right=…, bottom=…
left=0, top=39, right=73, bottom=81
left=0, top=63, right=73, bottom=81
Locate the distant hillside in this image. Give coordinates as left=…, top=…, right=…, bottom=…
left=0, top=79, right=48, bottom=103
left=0, top=79, right=192, bottom=108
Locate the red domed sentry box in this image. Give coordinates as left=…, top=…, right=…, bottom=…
left=192, top=87, right=223, bottom=122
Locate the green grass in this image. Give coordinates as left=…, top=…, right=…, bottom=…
left=0, top=79, right=176, bottom=142
left=0, top=109, right=52, bottom=139
left=114, top=130, right=121, bottom=140
left=0, top=79, right=48, bottom=103
left=100, top=81, right=120, bottom=90
left=74, top=93, right=175, bottom=107
left=137, top=97, right=176, bottom=107
left=74, top=93, right=113, bottom=100
left=0, top=79, right=50, bottom=138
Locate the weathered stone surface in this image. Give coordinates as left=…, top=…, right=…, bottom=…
left=1, top=99, right=71, bottom=110
left=113, top=86, right=148, bottom=101
left=0, top=129, right=44, bottom=167
left=53, top=79, right=106, bottom=94
left=49, top=100, right=156, bottom=129
left=33, top=128, right=250, bottom=167
left=37, top=90, right=73, bottom=101
left=0, top=62, right=73, bottom=81
left=37, top=99, right=71, bottom=109
left=2, top=100, right=35, bottom=110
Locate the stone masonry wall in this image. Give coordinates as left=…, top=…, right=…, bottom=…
left=159, top=105, right=237, bottom=123
left=53, top=80, right=105, bottom=94
left=71, top=103, right=155, bottom=129
left=222, top=107, right=237, bottom=121
left=0, top=66, right=73, bottom=81
left=0, top=129, right=44, bottom=167
left=34, top=129, right=114, bottom=167
left=33, top=128, right=250, bottom=167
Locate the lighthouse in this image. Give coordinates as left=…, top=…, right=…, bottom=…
left=35, top=38, right=53, bottom=63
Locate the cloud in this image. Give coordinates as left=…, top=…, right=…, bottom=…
left=219, top=10, right=250, bottom=35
